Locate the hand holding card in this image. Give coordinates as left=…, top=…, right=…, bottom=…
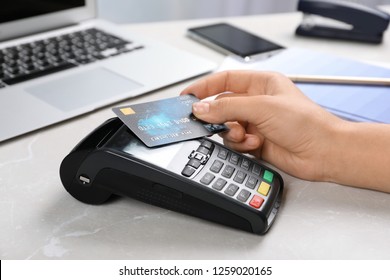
left=112, top=95, right=228, bottom=147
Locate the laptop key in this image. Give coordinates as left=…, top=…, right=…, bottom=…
left=0, top=28, right=135, bottom=86
left=2, top=62, right=77, bottom=85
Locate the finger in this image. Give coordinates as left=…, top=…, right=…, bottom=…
left=222, top=134, right=261, bottom=153
left=214, top=92, right=250, bottom=100
left=221, top=122, right=246, bottom=143
left=216, top=94, right=250, bottom=129
left=192, top=95, right=274, bottom=125
left=180, top=70, right=280, bottom=100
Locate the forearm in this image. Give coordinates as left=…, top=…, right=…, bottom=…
left=325, top=122, right=390, bottom=192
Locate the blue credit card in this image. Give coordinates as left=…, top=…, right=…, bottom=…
left=112, top=95, right=228, bottom=147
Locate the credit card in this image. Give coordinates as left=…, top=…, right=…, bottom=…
left=112, top=95, right=228, bottom=147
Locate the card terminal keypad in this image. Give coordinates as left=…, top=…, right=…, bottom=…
left=181, top=140, right=276, bottom=210
left=212, top=178, right=227, bottom=190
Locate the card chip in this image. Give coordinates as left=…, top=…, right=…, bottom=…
left=120, top=107, right=136, bottom=115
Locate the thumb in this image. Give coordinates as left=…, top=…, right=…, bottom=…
left=192, top=96, right=271, bottom=125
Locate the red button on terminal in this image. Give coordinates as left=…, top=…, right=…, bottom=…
left=249, top=195, right=264, bottom=209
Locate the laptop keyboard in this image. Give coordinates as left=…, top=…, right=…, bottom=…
left=0, top=28, right=143, bottom=87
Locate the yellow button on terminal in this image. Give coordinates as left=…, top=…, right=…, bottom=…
left=258, top=181, right=271, bottom=196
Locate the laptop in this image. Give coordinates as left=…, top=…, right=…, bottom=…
left=0, top=0, right=216, bottom=142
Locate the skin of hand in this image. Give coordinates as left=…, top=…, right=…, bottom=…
left=180, top=70, right=390, bottom=193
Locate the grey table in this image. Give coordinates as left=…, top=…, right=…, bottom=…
left=1, top=7, right=390, bottom=259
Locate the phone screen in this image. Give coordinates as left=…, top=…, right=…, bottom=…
left=188, top=23, right=283, bottom=58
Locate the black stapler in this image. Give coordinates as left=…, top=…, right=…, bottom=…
left=295, top=0, right=390, bottom=43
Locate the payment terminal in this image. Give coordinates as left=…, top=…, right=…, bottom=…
left=60, top=118, right=284, bottom=234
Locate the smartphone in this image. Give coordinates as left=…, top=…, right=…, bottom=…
left=60, top=118, right=283, bottom=234
left=187, top=23, right=284, bottom=61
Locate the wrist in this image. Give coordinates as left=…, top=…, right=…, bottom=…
left=323, top=120, right=390, bottom=192
left=322, top=119, right=356, bottom=184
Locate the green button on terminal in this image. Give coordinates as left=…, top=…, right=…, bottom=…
left=263, top=170, right=274, bottom=183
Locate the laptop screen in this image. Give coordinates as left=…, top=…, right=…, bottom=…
left=0, top=0, right=94, bottom=42
left=0, top=0, right=85, bottom=24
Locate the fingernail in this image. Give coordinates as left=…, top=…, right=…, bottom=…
left=246, top=136, right=259, bottom=147
left=192, top=102, right=210, bottom=114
